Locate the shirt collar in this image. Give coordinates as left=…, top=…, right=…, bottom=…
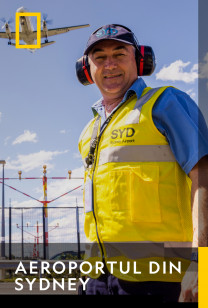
left=91, top=77, right=147, bottom=116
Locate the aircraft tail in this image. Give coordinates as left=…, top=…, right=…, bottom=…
left=9, top=41, right=55, bottom=50
left=41, top=41, right=55, bottom=48
left=9, top=43, right=36, bottom=53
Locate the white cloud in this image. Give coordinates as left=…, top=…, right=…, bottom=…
left=199, top=52, right=208, bottom=79
left=12, top=130, right=38, bottom=145
left=198, top=52, right=208, bottom=88
left=73, top=151, right=82, bottom=160
left=156, top=60, right=198, bottom=83
left=11, top=199, right=38, bottom=208
left=59, top=129, right=71, bottom=134
left=44, top=166, right=84, bottom=204
left=4, top=136, right=11, bottom=145
left=6, top=149, right=68, bottom=172
left=186, top=89, right=196, bottom=100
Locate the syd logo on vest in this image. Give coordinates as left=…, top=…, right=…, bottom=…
left=110, top=127, right=135, bottom=144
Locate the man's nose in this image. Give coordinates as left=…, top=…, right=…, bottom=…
left=104, top=56, right=117, bottom=69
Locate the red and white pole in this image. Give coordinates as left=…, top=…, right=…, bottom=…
left=43, top=165, right=49, bottom=259
left=37, top=221, right=39, bottom=258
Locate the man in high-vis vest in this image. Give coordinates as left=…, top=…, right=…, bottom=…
left=76, top=24, right=208, bottom=301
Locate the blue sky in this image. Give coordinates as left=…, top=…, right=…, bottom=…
left=0, top=0, right=199, bottom=216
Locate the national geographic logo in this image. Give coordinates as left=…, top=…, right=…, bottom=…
left=110, top=127, right=135, bottom=144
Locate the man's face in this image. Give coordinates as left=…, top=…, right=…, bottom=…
left=88, top=40, right=138, bottom=100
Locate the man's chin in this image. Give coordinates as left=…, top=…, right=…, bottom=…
left=102, top=84, right=125, bottom=95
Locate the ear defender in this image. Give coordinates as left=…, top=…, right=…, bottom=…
left=76, top=55, right=94, bottom=86
left=137, top=45, right=156, bottom=76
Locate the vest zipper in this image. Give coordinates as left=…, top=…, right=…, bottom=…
left=91, top=138, right=105, bottom=263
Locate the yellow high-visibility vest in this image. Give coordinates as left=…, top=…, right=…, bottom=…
left=78, top=86, right=193, bottom=281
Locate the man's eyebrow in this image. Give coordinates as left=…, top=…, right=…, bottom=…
left=114, top=46, right=128, bottom=51
left=91, top=48, right=104, bottom=55
left=91, top=45, right=128, bottom=55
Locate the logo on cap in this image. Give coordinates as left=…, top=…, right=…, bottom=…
left=96, top=27, right=118, bottom=38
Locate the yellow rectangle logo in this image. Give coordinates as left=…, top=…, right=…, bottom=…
left=15, top=12, right=41, bottom=49
left=199, top=247, right=208, bottom=307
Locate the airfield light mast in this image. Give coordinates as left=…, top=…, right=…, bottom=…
left=43, top=165, right=49, bottom=259
left=0, top=165, right=83, bottom=259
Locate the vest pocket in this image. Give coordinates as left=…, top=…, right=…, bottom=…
left=109, top=165, right=161, bottom=223
left=109, top=170, right=130, bottom=211
left=130, top=165, right=161, bottom=223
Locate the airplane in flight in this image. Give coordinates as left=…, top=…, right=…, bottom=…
left=0, top=7, right=90, bottom=52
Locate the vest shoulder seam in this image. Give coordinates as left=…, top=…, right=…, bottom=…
left=141, top=86, right=172, bottom=143
left=78, top=117, right=97, bottom=145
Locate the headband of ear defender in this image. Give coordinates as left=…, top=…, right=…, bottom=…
left=76, top=24, right=156, bottom=86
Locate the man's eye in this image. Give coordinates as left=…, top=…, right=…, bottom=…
left=95, top=56, right=105, bottom=60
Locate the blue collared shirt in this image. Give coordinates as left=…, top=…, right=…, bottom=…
left=91, top=78, right=208, bottom=174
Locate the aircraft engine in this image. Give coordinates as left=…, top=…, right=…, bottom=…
left=42, top=14, right=52, bottom=43
left=5, top=23, right=11, bottom=35
left=0, top=17, right=13, bottom=41
left=42, top=13, right=53, bottom=31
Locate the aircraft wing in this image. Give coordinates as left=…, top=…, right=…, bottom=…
left=32, top=24, right=90, bottom=39
left=0, top=32, right=16, bottom=40
left=0, top=32, right=25, bottom=40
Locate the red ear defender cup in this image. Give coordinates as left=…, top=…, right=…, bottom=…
left=137, top=45, right=156, bottom=76
left=76, top=55, right=94, bottom=86
left=138, top=45, right=144, bottom=76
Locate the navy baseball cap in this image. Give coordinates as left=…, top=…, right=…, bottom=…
left=84, top=24, right=138, bottom=55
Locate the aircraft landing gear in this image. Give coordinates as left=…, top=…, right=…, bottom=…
left=8, top=41, right=11, bottom=45
left=45, top=39, right=48, bottom=43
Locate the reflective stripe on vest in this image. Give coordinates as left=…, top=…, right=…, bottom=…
left=98, top=144, right=176, bottom=166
